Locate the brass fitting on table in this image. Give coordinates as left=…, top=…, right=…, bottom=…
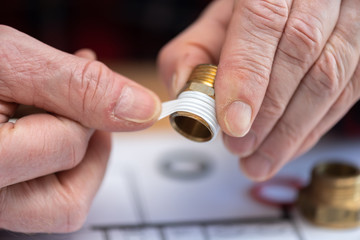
left=297, top=162, right=360, bottom=229
left=169, top=64, right=217, bottom=142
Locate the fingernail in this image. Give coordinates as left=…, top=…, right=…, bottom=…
left=173, top=72, right=185, bottom=96
left=224, top=101, right=252, bottom=137
left=114, top=85, right=160, bottom=123
left=170, top=73, right=179, bottom=97
left=224, top=130, right=257, bottom=157
left=240, top=153, right=271, bottom=181
left=172, top=68, right=192, bottom=96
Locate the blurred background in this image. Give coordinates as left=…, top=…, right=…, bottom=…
left=1, top=0, right=359, bottom=136
left=0, top=0, right=209, bottom=61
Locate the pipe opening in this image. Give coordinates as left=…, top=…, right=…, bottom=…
left=170, top=113, right=212, bottom=142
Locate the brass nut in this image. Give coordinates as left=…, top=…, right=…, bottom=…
left=297, top=162, right=360, bottom=229
left=182, top=81, right=215, bottom=98
left=178, top=63, right=217, bottom=98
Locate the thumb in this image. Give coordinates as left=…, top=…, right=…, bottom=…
left=0, top=25, right=160, bottom=131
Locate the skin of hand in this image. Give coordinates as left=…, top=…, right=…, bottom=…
left=0, top=25, right=161, bottom=233
left=158, top=0, right=360, bottom=181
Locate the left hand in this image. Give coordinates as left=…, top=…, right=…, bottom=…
left=158, top=0, right=360, bottom=181
left=0, top=26, right=160, bottom=233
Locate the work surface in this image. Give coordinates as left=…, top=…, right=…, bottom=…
left=1, top=62, right=360, bottom=239
left=1, top=126, right=360, bottom=240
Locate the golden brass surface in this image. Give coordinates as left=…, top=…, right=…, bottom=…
left=169, top=64, right=217, bottom=142
left=297, top=162, right=360, bottom=229
left=181, top=64, right=217, bottom=98
left=170, top=111, right=212, bottom=142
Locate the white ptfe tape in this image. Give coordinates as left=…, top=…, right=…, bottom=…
left=159, top=91, right=220, bottom=139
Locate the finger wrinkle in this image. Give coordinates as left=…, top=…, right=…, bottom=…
left=300, top=51, right=350, bottom=102
left=79, top=60, right=95, bottom=113
left=2, top=43, right=44, bottom=82
left=67, top=69, right=74, bottom=110
left=221, top=56, right=271, bottom=86
left=288, top=16, right=324, bottom=49
left=262, top=0, right=290, bottom=16
left=276, top=46, right=307, bottom=67
left=319, top=42, right=344, bottom=79
left=275, top=116, right=303, bottom=151
left=241, top=22, right=281, bottom=45
left=77, top=60, right=110, bottom=116
left=243, top=0, right=289, bottom=35
left=259, top=91, right=287, bottom=119
left=92, top=62, right=103, bottom=102
left=335, top=27, right=360, bottom=52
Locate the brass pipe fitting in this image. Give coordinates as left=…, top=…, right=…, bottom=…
left=169, top=64, right=217, bottom=142
left=297, top=162, right=360, bottom=229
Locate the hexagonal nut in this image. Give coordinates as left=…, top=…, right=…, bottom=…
left=183, top=82, right=215, bottom=98
left=297, top=189, right=360, bottom=229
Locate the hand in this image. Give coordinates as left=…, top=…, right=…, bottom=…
left=158, top=0, right=360, bottom=181
left=0, top=25, right=160, bottom=233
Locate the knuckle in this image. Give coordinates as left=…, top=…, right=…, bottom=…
left=220, top=57, right=270, bottom=90
left=305, top=49, right=341, bottom=98
left=260, top=91, right=287, bottom=120
left=276, top=118, right=301, bottom=147
left=241, top=0, right=289, bottom=35
left=72, top=60, right=110, bottom=113
left=276, top=45, right=308, bottom=69
left=285, top=14, right=324, bottom=55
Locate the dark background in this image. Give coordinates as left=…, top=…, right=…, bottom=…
left=0, top=0, right=210, bottom=61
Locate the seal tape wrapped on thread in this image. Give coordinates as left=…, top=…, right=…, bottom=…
left=159, top=91, right=220, bottom=142
left=158, top=64, right=219, bottom=142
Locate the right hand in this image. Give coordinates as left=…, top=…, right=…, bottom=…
left=0, top=25, right=160, bottom=233
left=158, top=0, right=360, bottom=181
